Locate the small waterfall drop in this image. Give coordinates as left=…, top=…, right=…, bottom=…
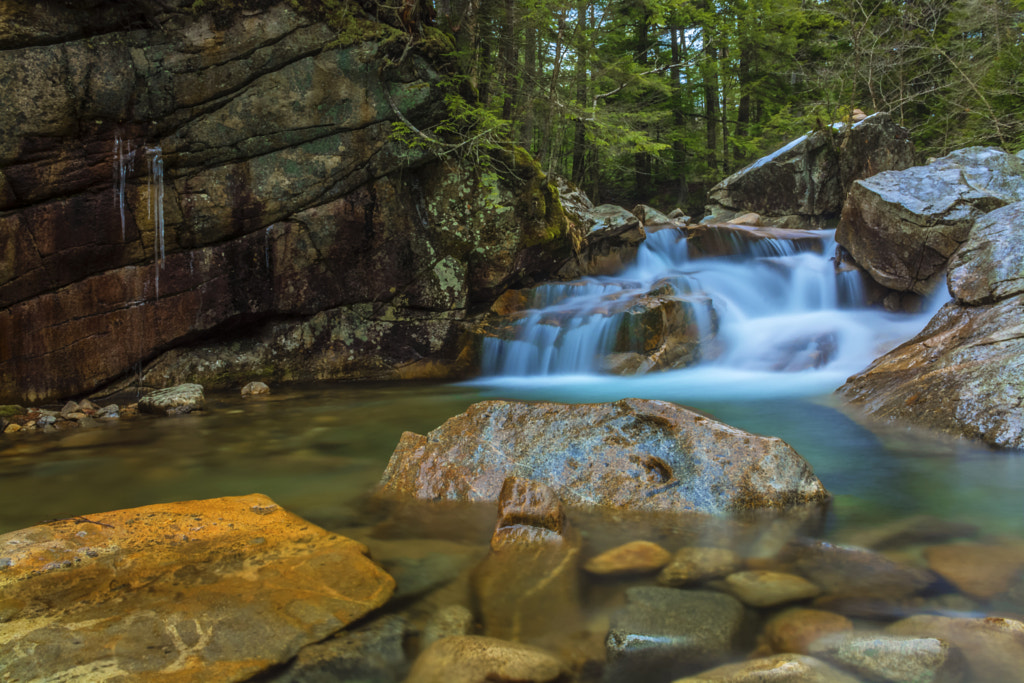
left=112, top=135, right=135, bottom=239
left=477, top=224, right=947, bottom=401
left=145, top=146, right=165, bottom=299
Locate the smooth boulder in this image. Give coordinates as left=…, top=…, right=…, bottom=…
left=376, top=398, right=829, bottom=514
left=0, top=494, right=395, bottom=682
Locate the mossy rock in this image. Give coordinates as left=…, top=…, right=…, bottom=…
left=0, top=405, right=25, bottom=418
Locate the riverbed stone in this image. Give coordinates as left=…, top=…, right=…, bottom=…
left=837, top=147, right=1024, bottom=295
left=605, top=587, right=747, bottom=682
left=376, top=398, right=830, bottom=514
left=472, top=478, right=583, bottom=644
left=837, top=514, right=979, bottom=550
left=675, top=653, right=861, bottom=683
left=719, top=570, right=822, bottom=608
left=924, top=542, right=1024, bottom=600
left=269, top=614, right=408, bottom=683
left=887, top=615, right=1024, bottom=682
left=658, top=546, right=743, bottom=586
left=421, top=604, right=475, bottom=648
left=763, top=608, right=854, bottom=654
left=405, top=635, right=567, bottom=683
left=785, top=540, right=936, bottom=599
left=138, top=382, right=206, bottom=415
left=809, top=631, right=966, bottom=683
left=0, top=494, right=395, bottom=682
left=584, top=540, right=672, bottom=576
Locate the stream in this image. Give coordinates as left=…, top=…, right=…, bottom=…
left=3, top=223, right=1023, bottom=680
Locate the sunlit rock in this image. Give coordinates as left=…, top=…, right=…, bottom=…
left=0, top=494, right=395, bottom=682
left=376, top=399, right=830, bottom=514
left=948, top=202, right=1024, bottom=304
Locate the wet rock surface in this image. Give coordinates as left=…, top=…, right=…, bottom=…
left=0, top=494, right=394, bottom=682
left=376, top=398, right=830, bottom=514
left=405, top=635, right=568, bottom=683
left=809, top=631, right=966, bottom=683
left=583, top=540, right=671, bottom=576
left=887, top=615, right=1024, bottom=683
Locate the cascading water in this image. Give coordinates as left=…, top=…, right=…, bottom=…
left=477, top=224, right=948, bottom=401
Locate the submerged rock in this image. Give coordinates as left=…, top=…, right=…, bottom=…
left=241, top=381, right=270, bottom=397
left=809, top=631, right=965, bottom=683
left=472, top=477, right=583, bottom=643
left=0, top=494, right=394, bottom=682
left=675, top=653, right=861, bottom=683
left=836, top=148, right=1024, bottom=295
left=605, top=587, right=747, bottom=682
left=762, top=608, right=854, bottom=655
left=718, top=570, right=822, bottom=608
left=405, top=635, right=567, bottom=683
left=657, top=546, right=742, bottom=586
left=583, top=540, right=672, bottom=576
left=376, top=398, right=830, bottom=514
left=887, top=615, right=1024, bottom=683
left=138, top=382, right=206, bottom=415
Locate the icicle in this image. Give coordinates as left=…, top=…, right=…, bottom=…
left=145, top=146, right=165, bottom=299
left=265, top=224, right=274, bottom=270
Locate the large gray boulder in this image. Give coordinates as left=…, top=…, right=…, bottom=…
left=376, top=398, right=830, bottom=514
left=705, top=112, right=914, bottom=227
left=839, top=202, right=1024, bottom=449
left=836, top=147, right=1024, bottom=295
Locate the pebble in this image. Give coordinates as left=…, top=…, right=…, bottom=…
left=657, top=546, right=741, bottom=586
left=763, top=608, right=854, bottom=654
left=405, top=635, right=566, bottom=683
left=675, top=653, right=861, bottom=682
left=718, top=570, right=821, bottom=608
left=584, top=540, right=672, bottom=576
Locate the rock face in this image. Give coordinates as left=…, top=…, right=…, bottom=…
left=0, top=494, right=395, bottom=682
left=839, top=202, right=1024, bottom=448
left=836, top=148, right=1024, bottom=295
left=376, top=398, right=829, bottom=514
left=0, top=0, right=572, bottom=404
left=705, top=113, right=914, bottom=228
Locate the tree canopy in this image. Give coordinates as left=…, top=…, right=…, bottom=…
left=386, top=0, right=1024, bottom=213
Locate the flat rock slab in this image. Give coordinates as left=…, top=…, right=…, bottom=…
left=676, top=653, right=861, bottom=682
left=0, top=494, right=394, bottom=682
left=376, top=398, right=829, bottom=514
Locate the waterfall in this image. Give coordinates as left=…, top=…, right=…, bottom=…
left=112, top=135, right=135, bottom=239
left=146, top=146, right=165, bottom=299
left=477, top=224, right=947, bottom=400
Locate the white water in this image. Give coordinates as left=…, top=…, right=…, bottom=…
left=476, top=225, right=948, bottom=402
left=113, top=135, right=135, bottom=239
left=146, top=146, right=165, bottom=299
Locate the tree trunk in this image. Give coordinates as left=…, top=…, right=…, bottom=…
left=670, top=26, right=688, bottom=209
left=571, top=0, right=589, bottom=185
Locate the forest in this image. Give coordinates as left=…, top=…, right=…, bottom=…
left=394, top=0, right=1024, bottom=214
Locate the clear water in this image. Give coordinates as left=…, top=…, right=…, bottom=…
left=3, top=221, right=1022, bottom=679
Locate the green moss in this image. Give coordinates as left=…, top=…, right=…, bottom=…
left=0, top=405, right=25, bottom=418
